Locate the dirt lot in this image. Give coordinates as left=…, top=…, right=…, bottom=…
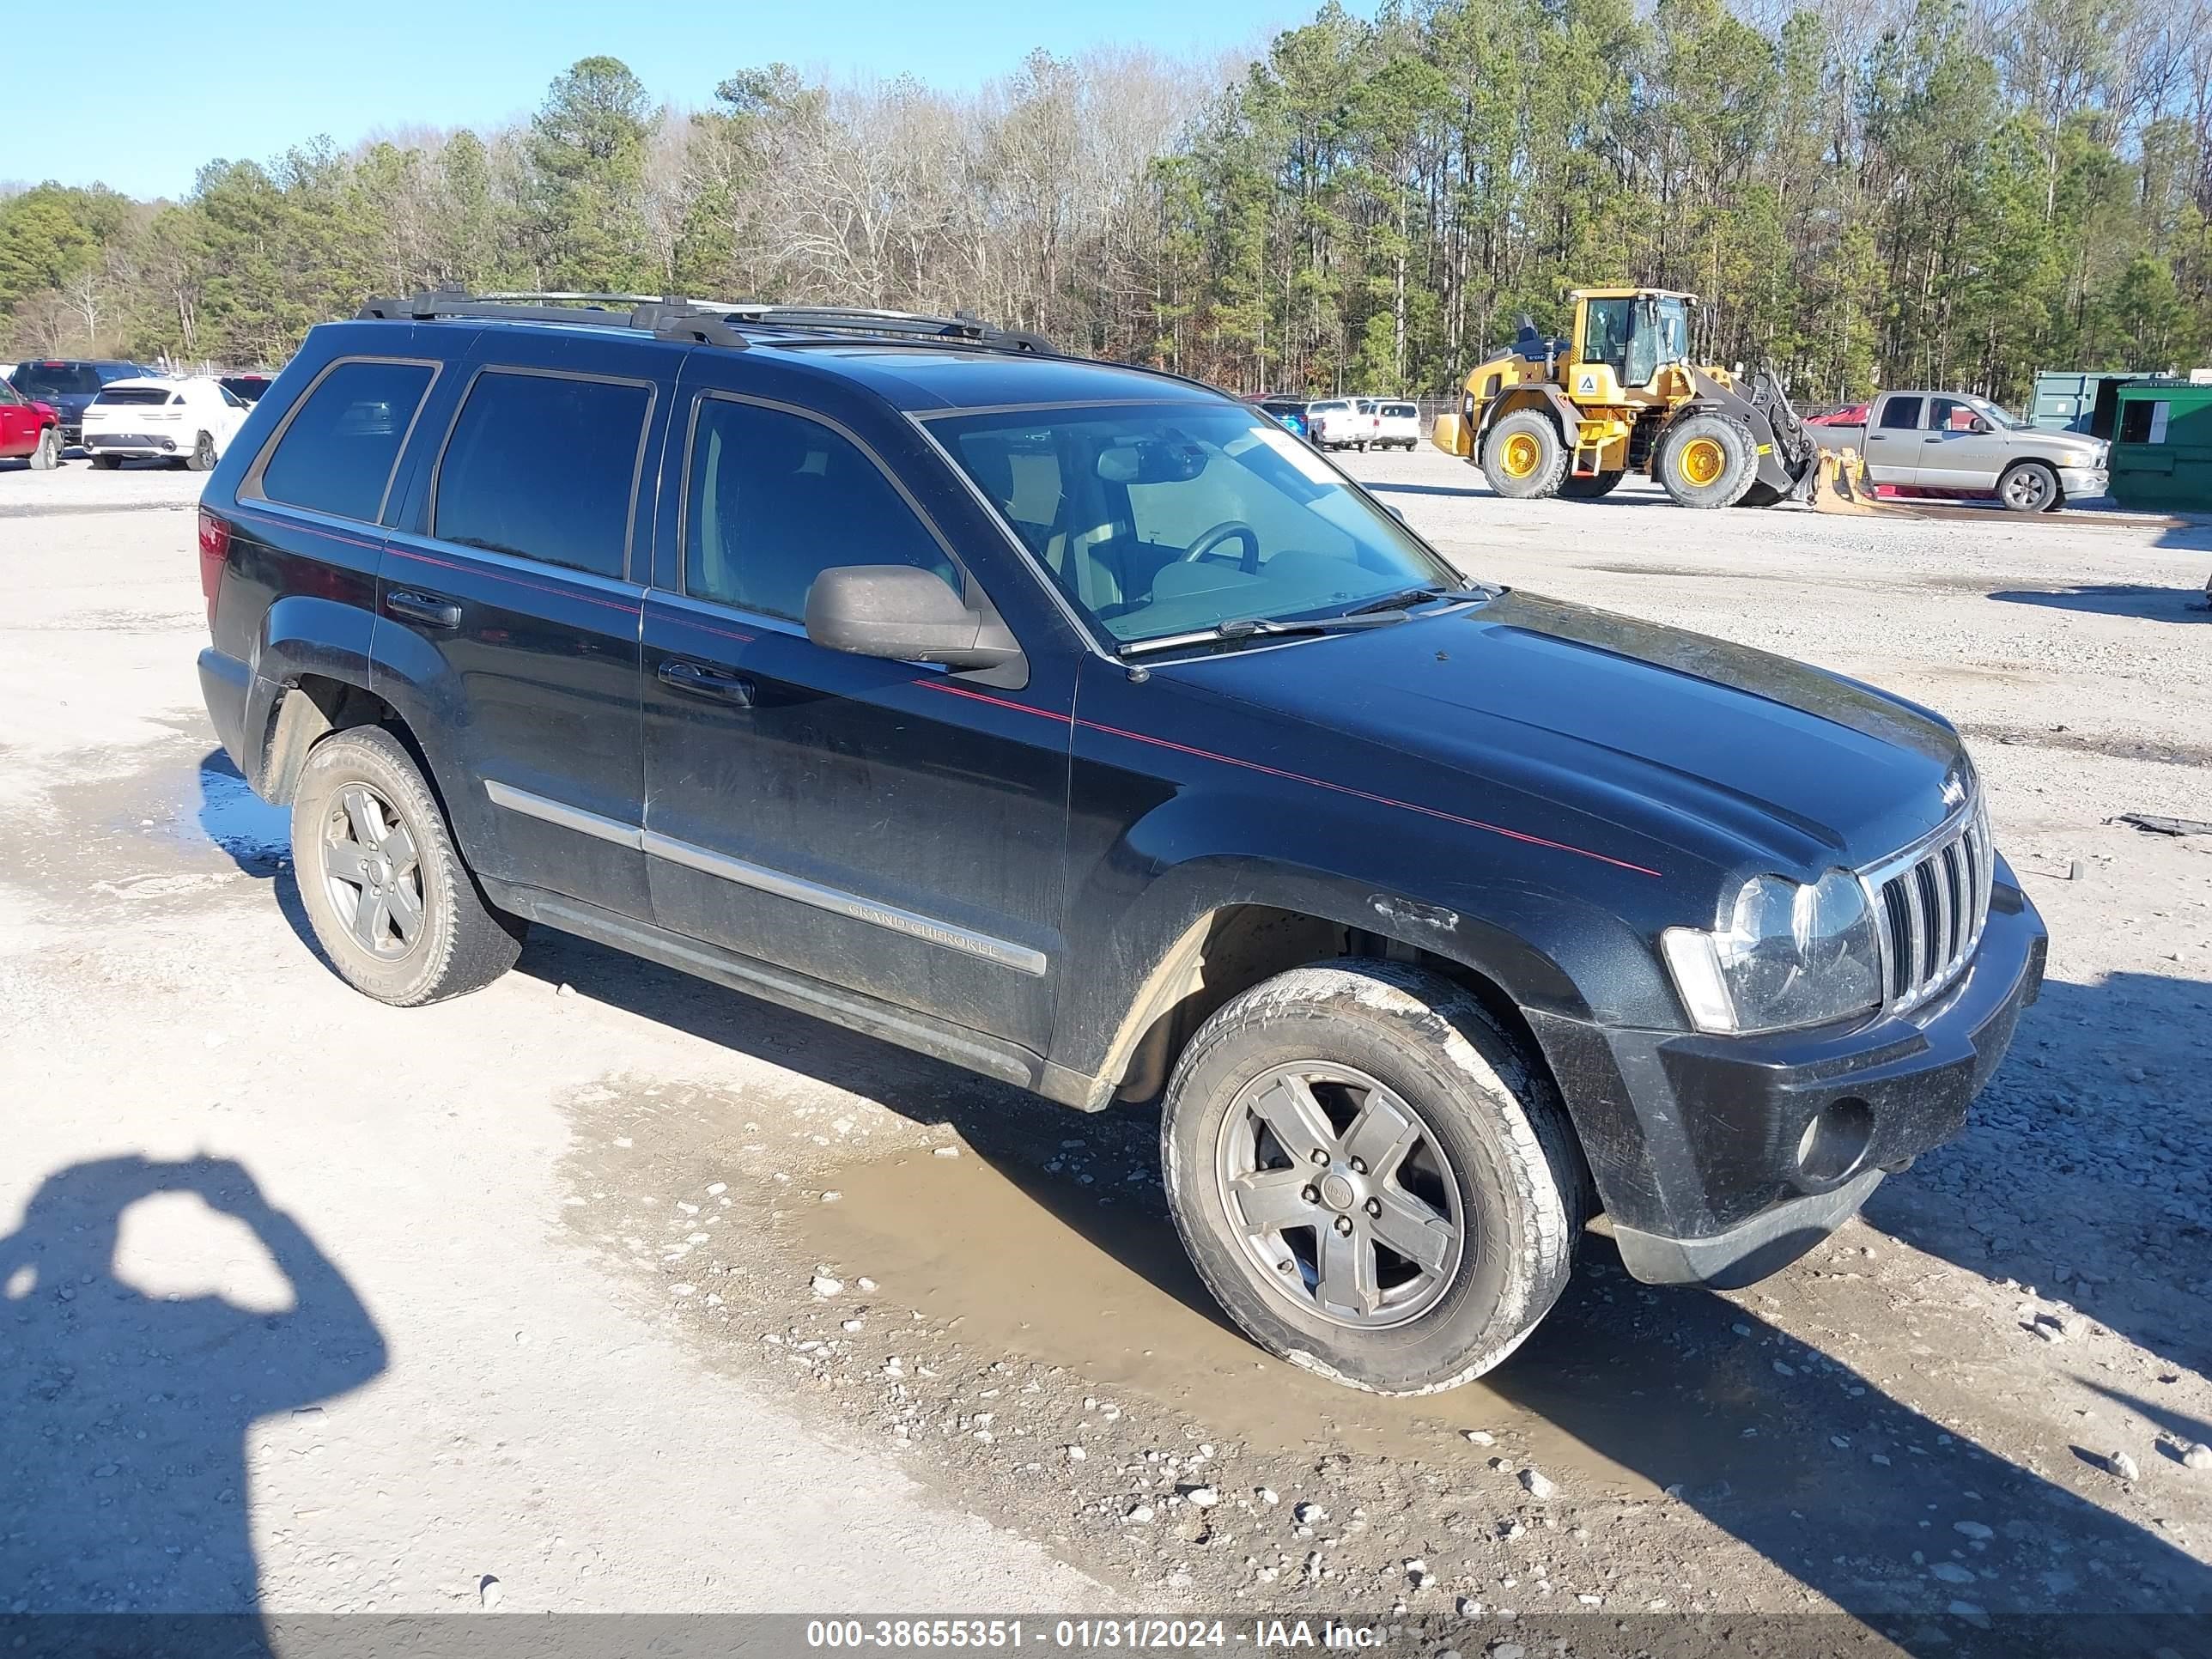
left=3, top=448, right=2209, bottom=1645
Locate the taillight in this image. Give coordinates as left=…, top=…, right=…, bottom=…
left=198, top=507, right=232, bottom=627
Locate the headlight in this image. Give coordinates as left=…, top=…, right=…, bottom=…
left=1661, top=871, right=1883, bottom=1035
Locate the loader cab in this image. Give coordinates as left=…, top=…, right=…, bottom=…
left=1571, top=289, right=1694, bottom=401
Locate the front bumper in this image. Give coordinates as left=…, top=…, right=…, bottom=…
left=1531, top=868, right=2046, bottom=1289
left=2057, top=466, right=2107, bottom=499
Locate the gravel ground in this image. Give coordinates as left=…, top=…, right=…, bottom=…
left=1, top=447, right=2208, bottom=1644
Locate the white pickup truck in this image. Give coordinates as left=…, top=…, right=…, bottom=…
left=1829, top=389, right=2108, bottom=511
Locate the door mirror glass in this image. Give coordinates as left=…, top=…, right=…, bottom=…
left=805, top=564, right=1022, bottom=672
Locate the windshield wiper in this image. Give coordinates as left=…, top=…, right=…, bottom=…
left=1337, top=582, right=1497, bottom=617
left=1118, top=610, right=1417, bottom=657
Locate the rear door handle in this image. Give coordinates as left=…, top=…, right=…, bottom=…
left=657, top=659, right=754, bottom=705
left=386, top=590, right=462, bottom=629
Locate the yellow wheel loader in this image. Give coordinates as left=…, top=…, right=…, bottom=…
left=1433, top=288, right=1869, bottom=510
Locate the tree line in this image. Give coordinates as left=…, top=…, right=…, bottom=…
left=4, top=0, right=2208, bottom=404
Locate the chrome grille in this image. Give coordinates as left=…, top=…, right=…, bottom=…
left=1860, top=796, right=1993, bottom=1015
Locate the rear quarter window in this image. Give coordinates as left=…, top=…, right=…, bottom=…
left=432, top=370, right=652, bottom=580
left=257, top=360, right=437, bottom=522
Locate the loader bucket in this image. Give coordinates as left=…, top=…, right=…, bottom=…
left=1431, top=412, right=1471, bottom=458
left=1812, top=447, right=1881, bottom=514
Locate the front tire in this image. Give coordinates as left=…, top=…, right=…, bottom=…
left=291, top=726, right=526, bottom=1006
left=1161, top=962, right=1589, bottom=1395
left=29, top=428, right=59, bottom=470
left=1998, top=460, right=2060, bottom=513
left=1480, top=410, right=1569, bottom=500
left=1656, top=411, right=1758, bottom=507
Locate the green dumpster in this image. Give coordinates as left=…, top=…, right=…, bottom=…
left=2109, top=381, right=2212, bottom=512
left=2031, top=369, right=2149, bottom=434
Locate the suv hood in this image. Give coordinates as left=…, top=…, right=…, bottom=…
left=1177, top=591, right=1967, bottom=872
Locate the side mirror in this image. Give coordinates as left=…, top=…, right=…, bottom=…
left=805, top=565, right=1021, bottom=672
left=1968, top=416, right=1992, bottom=434
left=1381, top=502, right=1407, bottom=523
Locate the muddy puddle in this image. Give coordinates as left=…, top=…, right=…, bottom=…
left=793, top=1143, right=1749, bottom=1499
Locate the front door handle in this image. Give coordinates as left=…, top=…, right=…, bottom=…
left=657, top=659, right=754, bottom=705
left=386, top=590, right=462, bottom=629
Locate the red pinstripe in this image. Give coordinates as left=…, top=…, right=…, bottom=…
left=915, top=678, right=1660, bottom=878
left=229, top=504, right=381, bottom=554
left=388, top=545, right=641, bottom=616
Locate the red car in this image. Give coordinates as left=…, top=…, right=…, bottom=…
left=0, top=375, right=62, bottom=469
left=1804, top=402, right=1871, bottom=427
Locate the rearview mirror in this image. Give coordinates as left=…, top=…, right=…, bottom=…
left=1097, top=439, right=1206, bottom=485
left=805, top=565, right=1022, bottom=672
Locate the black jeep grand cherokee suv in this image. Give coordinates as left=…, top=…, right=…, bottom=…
left=196, top=292, right=2045, bottom=1394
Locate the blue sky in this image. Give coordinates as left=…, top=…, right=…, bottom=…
left=13, top=0, right=1319, bottom=201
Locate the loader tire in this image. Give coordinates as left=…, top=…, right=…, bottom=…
left=1480, top=411, right=1568, bottom=501
left=1559, top=470, right=1624, bottom=499
left=1657, top=412, right=1757, bottom=509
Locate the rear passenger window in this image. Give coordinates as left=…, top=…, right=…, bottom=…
left=434, top=371, right=651, bottom=579
left=684, top=398, right=957, bottom=622
left=258, top=360, right=434, bottom=522
left=1877, top=397, right=1923, bottom=431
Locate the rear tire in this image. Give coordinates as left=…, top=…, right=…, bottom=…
left=1559, top=470, right=1624, bottom=499
left=28, top=428, right=59, bottom=470
left=183, top=430, right=216, bottom=471
left=1997, top=460, right=2060, bottom=513
left=1480, top=410, right=1569, bottom=501
left=1161, top=961, right=1589, bottom=1395
left=90, top=454, right=120, bottom=471
left=1656, top=411, right=1757, bottom=508
left=291, top=726, right=527, bottom=1006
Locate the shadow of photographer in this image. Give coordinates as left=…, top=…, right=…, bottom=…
left=0, top=1154, right=386, bottom=1638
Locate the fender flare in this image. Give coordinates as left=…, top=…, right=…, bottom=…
left=1062, top=851, right=1675, bottom=1097
left=1480, top=382, right=1583, bottom=450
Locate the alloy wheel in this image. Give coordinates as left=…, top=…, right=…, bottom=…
left=2003, top=467, right=2052, bottom=510
left=322, top=783, right=424, bottom=958
left=1213, top=1061, right=1465, bottom=1329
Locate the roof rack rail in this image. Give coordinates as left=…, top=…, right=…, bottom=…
left=353, top=289, right=1054, bottom=356
left=714, top=304, right=1055, bottom=355
left=356, top=289, right=750, bottom=349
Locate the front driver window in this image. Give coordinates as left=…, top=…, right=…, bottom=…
left=939, top=401, right=1454, bottom=647
left=684, top=398, right=958, bottom=623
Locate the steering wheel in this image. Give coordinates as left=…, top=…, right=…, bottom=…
left=1180, top=520, right=1261, bottom=574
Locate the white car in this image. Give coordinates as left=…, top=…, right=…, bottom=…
left=1371, top=400, right=1421, bottom=450
left=81, top=376, right=250, bottom=471
left=1306, top=399, right=1373, bottom=451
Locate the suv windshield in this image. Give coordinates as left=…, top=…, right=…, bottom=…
left=936, top=401, right=1457, bottom=648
